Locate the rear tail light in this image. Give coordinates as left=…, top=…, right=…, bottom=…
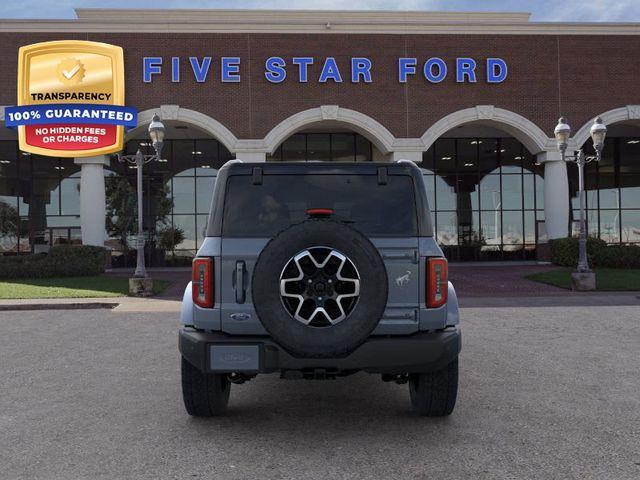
left=192, top=257, right=214, bottom=308
left=426, top=257, right=448, bottom=308
left=306, top=208, right=334, bottom=217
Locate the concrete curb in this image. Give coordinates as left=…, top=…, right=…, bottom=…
left=0, top=302, right=119, bottom=311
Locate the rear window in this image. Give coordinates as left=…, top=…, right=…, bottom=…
left=222, top=174, right=418, bottom=237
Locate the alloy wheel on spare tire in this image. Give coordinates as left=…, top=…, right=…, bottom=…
left=252, top=219, right=388, bottom=358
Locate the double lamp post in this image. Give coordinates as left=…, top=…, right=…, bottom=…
left=553, top=115, right=607, bottom=290
left=117, top=114, right=166, bottom=295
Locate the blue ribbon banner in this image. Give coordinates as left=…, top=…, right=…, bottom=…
left=4, top=104, right=138, bottom=128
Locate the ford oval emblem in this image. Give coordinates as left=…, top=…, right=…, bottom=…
left=230, top=312, right=251, bottom=321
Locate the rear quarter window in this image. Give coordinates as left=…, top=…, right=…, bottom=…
left=222, top=174, right=418, bottom=237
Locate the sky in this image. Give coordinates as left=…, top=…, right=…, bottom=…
left=0, top=0, right=639, bottom=22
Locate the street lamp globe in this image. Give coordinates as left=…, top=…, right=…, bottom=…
left=148, top=113, right=165, bottom=155
left=554, top=117, right=571, bottom=154
left=590, top=116, right=607, bottom=154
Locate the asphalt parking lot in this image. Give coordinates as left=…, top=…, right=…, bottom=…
left=1, top=306, right=639, bottom=480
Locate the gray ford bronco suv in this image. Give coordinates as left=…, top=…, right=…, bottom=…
left=179, top=160, right=460, bottom=417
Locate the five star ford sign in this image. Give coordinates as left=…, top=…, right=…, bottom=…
left=5, top=40, right=137, bottom=157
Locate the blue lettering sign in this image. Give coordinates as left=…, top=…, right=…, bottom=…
left=487, top=58, right=508, bottom=83
left=319, top=57, right=342, bottom=83
left=143, top=57, right=162, bottom=83
left=424, top=58, right=447, bottom=83
left=292, top=57, right=314, bottom=82
left=221, top=57, right=241, bottom=83
left=141, top=55, right=508, bottom=85
left=265, top=56, right=287, bottom=83
left=456, top=58, right=477, bottom=83
left=351, top=57, right=372, bottom=83
left=171, top=57, right=180, bottom=83
left=398, top=58, right=417, bottom=83
left=190, top=57, right=211, bottom=83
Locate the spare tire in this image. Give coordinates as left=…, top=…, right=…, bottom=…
left=252, top=219, right=388, bottom=358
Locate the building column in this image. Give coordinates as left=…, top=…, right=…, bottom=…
left=234, top=151, right=266, bottom=162
left=538, top=151, right=569, bottom=240
left=74, top=155, right=109, bottom=246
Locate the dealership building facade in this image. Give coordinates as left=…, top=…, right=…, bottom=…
left=0, top=9, right=639, bottom=263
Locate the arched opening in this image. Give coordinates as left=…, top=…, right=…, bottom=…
left=570, top=120, right=640, bottom=245
left=107, top=120, right=234, bottom=267
left=266, top=122, right=385, bottom=162
left=263, top=106, right=395, bottom=161
left=421, top=123, right=545, bottom=261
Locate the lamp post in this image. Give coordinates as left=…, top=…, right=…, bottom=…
left=117, top=114, right=165, bottom=285
left=553, top=116, right=607, bottom=289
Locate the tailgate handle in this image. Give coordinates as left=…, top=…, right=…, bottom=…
left=382, top=250, right=419, bottom=263
left=383, top=310, right=418, bottom=320
left=234, top=261, right=246, bottom=304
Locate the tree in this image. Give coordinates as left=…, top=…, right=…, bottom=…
left=0, top=201, right=21, bottom=252
left=105, top=176, right=173, bottom=252
left=0, top=201, right=20, bottom=240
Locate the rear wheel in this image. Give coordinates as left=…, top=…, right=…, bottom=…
left=181, top=358, right=230, bottom=417
left=409, top=357, right=458, bottom=416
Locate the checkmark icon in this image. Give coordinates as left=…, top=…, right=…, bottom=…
left=62, top=64, right=80, bottom=79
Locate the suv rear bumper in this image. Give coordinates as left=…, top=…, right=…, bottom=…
left=179, top=327, right=461, bottom=375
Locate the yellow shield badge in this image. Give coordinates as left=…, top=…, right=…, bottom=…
left=6, top=40, right=135, bottom=158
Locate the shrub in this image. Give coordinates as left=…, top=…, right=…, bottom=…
left=593, top=244, right=640, bottom=268
left=0, top=245, right=106, bottom=279
left=550, top=237, right=640, bottom=268
left=157, top=226, right=185, bottom=252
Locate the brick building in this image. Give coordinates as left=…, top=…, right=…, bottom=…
left=0, top=9, right=639, bottom=263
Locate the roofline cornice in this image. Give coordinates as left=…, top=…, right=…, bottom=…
left=0, top=9, right=638, bottom=35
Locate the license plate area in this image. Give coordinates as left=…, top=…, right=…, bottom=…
left=209, top=344, right=260, bottom=373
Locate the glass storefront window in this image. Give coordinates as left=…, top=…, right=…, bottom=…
left=196, top=176, right=216, bottom=214
left=621, top=174, right=640, bottom=209
left=569, top=136, right=640, bottom=244
left=435, top=175, right=456, bottom=211
left=500, top=138, right=523, bottom=173
left=621, top=210, right=640, bottom=243
left=436, top=211, right=458, bottom=246
left=434, top=139, right=456, bottom=176
left=172, top=214, right=196, bottom=251
left=282, top=134, right=306, bottom=161
left=306, top=134, right=331, bottom=161
left=0, top=141, right=18, bottom=177
left=456, top=138, right=477, bottom=173
left=60, top=177, right=80, bottom=216
left=172, top=177, right=195, bottom=214
left=478, top=139, right=499, bottom=173
left=2, top=132, right=638, bottom=262
left=332, top=134, right=355, bottom=161
left=501, top=174, right=523, bottom=211
left=173, top=140, right=195, bottom=176
left=524, top=210, right=536, bottom=245
left=502, top=211, right=524, bottom=247
left=599, top=210, right=620, bottom=243
left=479, top=175, right=501, bottom=211
left=481, top=210, right=501, bottom=246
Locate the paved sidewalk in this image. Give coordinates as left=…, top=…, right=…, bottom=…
left=449, top=264, right=565, bottom=297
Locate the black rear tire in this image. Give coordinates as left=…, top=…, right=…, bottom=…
left=409, top=357, right=458, bottom=416
left=181, top=358, right=230, bottom=417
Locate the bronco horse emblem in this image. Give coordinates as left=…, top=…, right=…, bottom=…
left=395, top=270, right=412, bottom=286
